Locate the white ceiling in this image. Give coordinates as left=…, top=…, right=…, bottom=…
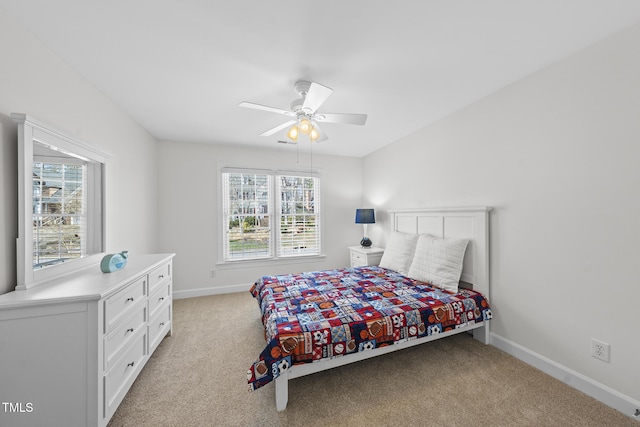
left=2, top=1, right=640, bottom=157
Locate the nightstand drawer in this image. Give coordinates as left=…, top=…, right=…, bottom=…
left=351, top=252, right=366, bottom=266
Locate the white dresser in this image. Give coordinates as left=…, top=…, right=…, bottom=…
left=0, top=253, right=174, bottom=427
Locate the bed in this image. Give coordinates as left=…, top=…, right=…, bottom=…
left=247, top=207, right=492, bottom=410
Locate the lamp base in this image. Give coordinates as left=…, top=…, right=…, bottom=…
left=360, top=237, right=372, bottom=248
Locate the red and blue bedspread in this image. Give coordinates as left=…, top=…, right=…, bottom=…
left=247, top=266, right=491, bottom=391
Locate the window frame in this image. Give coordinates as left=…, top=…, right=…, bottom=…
left=220, top=167, right=322, bottom=264
left=13, top=113, right=109, bottom=290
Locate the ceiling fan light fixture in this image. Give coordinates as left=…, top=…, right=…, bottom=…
left=309, top=126, right=320, bottom=142
left=287, top=125, right=299, bottom=141
left=299, top=118, right=312, bottom=135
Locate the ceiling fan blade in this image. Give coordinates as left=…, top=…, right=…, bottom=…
left=317, top=113, right=367, bottom=126
left=302, top=82, right=333, bottom=113
left=239, top=101, right=294, bottom=117
left=259, top=120, right=296, bottom=137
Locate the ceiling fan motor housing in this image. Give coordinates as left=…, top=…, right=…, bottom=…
left=292, top=80, right=313, bottom=115
left=290, top=99, right=305, bottom=113
left=294, top=80, right=311, bottom=96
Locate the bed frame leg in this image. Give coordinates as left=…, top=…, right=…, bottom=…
left=275, top=371, right=289, bottom=411
left=473, top=320, right=491, bottom=344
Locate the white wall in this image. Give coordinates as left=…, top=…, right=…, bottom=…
left=157, top=140, right=363, bottom=296
left=363, top=23, right=640, bottom=405
left=0, top=8, right=160, bottom=295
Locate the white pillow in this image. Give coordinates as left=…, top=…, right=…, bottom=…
left=378, top=231, right=419, bottom=275
left=407, top=234, right=469, bottom=292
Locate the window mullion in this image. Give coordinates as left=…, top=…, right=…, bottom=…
left=275, top=175, right=281, bottom=258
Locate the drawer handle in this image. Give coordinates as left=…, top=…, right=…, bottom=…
left=159, top=322, right=165, bottom=326
left=126, top=297, right=134, bottom=302
left=159, top=297, right=164, bottom=302
left=126, top=328, right=134, bottom=333
left=158, top=274, right=164, bottom=279
left=127, top=361, right=135, bottom=368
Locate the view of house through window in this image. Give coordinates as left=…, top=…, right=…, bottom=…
left=222, top=169, right=320, bottom=261
left=32, top=160, right=86, bottom=269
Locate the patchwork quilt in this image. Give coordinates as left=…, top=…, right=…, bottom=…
left=247, top=266, right=491, bottom=391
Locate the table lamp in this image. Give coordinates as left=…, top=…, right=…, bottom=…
left=355, top=209, right=375, bottom=247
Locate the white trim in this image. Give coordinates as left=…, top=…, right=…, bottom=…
left=216, top=254, right=326, bottom=269
left=491, top=333, right=640, bottom=421
left=172, top=283, right=251, bottom=299
left=11, top=113, right=110, bottom=163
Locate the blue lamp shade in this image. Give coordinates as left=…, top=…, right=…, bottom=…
left=355, top=209, right=375, bottom=224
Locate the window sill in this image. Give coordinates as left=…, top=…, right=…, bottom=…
left=18, top=253, right=105, bottom=290
left=216, top=254, right=326, bottom=270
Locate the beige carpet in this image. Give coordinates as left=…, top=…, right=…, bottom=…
left=108, top=292, right=636, bottom=427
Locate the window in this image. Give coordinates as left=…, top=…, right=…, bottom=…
left=277, top=175, right=319, bottom=257
left=222, top=169, right=320, bottom=261
left=13, top=113, right=107, bottom=290
left=222, top=171, right=272, bottom=260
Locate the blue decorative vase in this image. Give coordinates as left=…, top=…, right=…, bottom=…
left=100, top=251, right=129, bottom=273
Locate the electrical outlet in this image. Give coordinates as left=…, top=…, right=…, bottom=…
left=591, top=338, right=610, bottom=362
left=209, top=269, right=216, bottom=278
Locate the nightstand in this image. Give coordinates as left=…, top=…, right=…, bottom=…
left=349, top=246, right=384, bottom=267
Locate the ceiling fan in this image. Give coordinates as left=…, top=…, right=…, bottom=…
left=239, top=80, right=367, bottom=143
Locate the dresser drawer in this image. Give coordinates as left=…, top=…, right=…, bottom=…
left=149, top=302, right=171, bottom=353
left=148, top=262, right=171, bottom=295
left=149, top=282, right=170, bottom=319
left=104, top=304, right=147, bottom=371
left=104, top=331, right=147, bottom=418
left=104, top=276, right=147, bottom=332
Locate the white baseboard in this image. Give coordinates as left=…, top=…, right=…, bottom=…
left=491, top=333, right=640, bottom=422
left=173, top=283, right=250, bottom=299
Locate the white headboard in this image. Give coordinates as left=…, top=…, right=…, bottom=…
left=389, top=207, right=492, bottom=299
